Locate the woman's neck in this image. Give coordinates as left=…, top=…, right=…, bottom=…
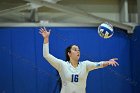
left=70, top=59, right=78, bottom=68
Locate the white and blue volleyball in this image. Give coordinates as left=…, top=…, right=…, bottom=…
left=98, top=22, right=114, bottom=39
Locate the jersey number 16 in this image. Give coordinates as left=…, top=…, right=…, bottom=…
left=71, top=74, right=79, bottom=82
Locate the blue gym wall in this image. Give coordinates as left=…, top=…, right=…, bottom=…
left=131, top=26, right=140, bottom=93
left=0, top=26, right=139, bottom=93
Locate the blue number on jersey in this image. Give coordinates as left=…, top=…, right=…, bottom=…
left=71, top=74, right=79, bottom=82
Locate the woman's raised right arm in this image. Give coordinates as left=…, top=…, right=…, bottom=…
left=39, top=27, right=64, bottom=71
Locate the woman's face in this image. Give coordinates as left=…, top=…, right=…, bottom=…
left=68, top=45, right=80, bottom=61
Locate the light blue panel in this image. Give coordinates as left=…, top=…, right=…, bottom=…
left=11, top=27, right=37, bottom=93
left=0, top=27, right=13, bottom=93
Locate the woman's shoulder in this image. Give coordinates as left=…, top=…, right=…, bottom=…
left=79, top=60, right=90, bottom=65
left=80, top=60, right=90, bottom=63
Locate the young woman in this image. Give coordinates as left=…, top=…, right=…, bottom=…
left=39, top=27, right=119, bottom=93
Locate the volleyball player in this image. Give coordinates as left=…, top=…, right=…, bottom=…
left=39, top=27, right=119, bottom=93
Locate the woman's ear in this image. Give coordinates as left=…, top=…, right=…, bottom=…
left=68, top=52, right=71, bottom=57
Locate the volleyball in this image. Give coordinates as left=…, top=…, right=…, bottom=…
left=98, top=22, right=114, bottom=39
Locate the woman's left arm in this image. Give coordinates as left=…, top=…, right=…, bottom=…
left=86, top=58, right=119, bottom=72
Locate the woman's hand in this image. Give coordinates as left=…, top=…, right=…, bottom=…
left=39, top=27, right=51, bottom=39
left=39, top=27, right=51, bottom=44
left=108, top=58, right=119, bottom=67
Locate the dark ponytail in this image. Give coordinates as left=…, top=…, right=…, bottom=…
left=65, top=45, right=73, bottom=61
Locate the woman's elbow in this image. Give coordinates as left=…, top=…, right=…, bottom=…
left=43, top=53, right=48, bottom=59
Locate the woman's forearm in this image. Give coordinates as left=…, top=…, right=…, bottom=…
left=44, top=37, right=49, bottom=44
left=103, top=61, right=109, bottom=67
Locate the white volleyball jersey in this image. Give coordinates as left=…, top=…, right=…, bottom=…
left=43, top=43, right=105, bottom=93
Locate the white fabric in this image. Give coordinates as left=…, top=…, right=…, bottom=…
left=43, top=43, right=105, bottom=93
